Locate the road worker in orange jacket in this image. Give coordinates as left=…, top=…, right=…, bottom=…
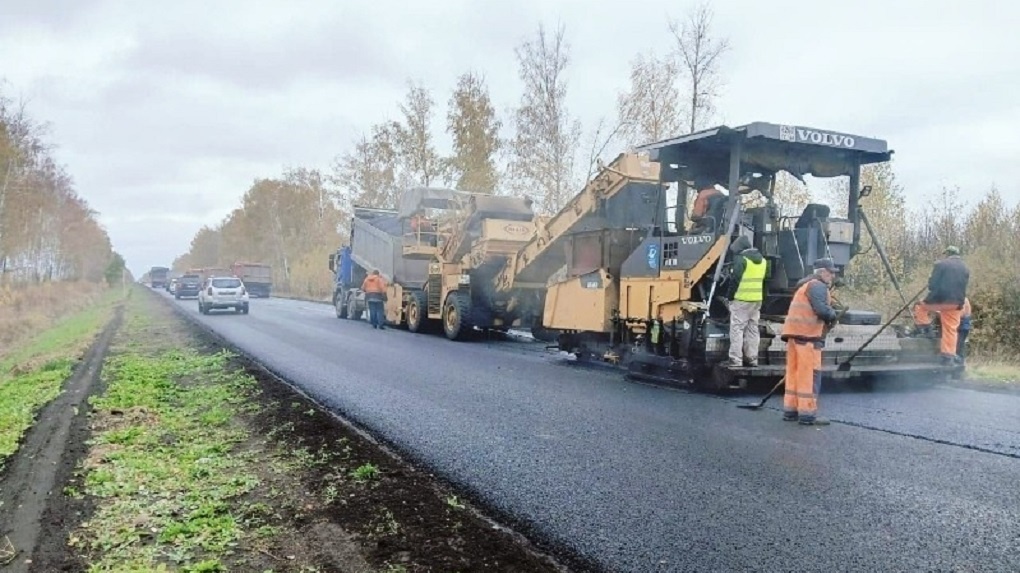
left=690, top=177, right=726, bottom=233
left=780, top=258, right=839, bottom=426
left=361, top=269, right=388, bottom=330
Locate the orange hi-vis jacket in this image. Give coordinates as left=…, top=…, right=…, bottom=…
left=691, top=188, right=722, bottom=218
left=361, top=275, right=387, bottom=294
left=781, top=278, right=832, bottom=342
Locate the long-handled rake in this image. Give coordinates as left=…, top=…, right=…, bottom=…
left=736, top=376, right=785, bottom=410
left=836, top=285, right=927, bottom=372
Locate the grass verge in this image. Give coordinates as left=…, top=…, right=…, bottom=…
left=66, top=287, right=566, bottom=572
left=70, top=295, right=262, bottom=571
left=965, top=358, right=1020, bottom=385
left=0, top=289, right=120, bottom=472
left=0, top=281, right=111, bottom=359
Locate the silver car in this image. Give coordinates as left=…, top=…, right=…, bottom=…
left=198, top=276, right=250, bottom=315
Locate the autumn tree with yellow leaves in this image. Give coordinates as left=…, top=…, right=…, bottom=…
left=0, top=91, right=118, bottom=286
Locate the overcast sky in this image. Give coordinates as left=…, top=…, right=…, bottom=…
left=2, top=0, right=1017, bottom=277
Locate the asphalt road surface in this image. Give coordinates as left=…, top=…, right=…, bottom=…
left=164, top=292, right=1020, bottom=572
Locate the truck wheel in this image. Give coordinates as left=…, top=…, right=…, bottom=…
left=335, top=293, right=348, bottom=319
left=348, top=293, right=363, bottom=321
left=442, top=291, right=473, bottom=341
left=406, top=290, right=428, bottom=333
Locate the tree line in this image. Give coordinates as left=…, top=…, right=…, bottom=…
left=174, top=3, right=730, bottom=293
left=0, top=88, right=124, bottom=287
left=173, top=4, right=1017, bottom=360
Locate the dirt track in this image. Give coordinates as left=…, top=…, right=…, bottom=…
left=0, top=307, right=122, bottom=571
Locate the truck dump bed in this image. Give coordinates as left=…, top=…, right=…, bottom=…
left=350, top=207, right=429, bottom=287
left=494, top=153, right=662, bottom=292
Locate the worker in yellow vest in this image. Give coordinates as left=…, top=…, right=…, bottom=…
left=725, top=235, right=768, bottom=368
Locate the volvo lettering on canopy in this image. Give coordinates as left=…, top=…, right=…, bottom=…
left=778, top=124, right=863, bottom=150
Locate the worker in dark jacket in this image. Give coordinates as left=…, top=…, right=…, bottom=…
left=780, top=258, right=839, bottom=426
left=726, top=236, right=767, bottom=367
left=912, top=246, right=970, bottom=364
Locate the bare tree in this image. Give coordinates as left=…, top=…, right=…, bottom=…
left=393, top=81, right=445, bottom=188
left=616, top=50, right=683, bottom=147
left=583, top=116, right=624, bottom=183
left=669, top=2, right=730, bottom=133
left=447, top=71, right=502, bottom=192
left=506, top=22, right=583, bottom=214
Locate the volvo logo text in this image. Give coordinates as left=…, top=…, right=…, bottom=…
left=796, top=129, right=856, bottom=149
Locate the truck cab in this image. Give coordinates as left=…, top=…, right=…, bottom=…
left=329, top=245, right=365, bottom=320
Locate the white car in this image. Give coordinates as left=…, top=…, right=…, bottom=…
left=198, top=276, right=250, bottom=315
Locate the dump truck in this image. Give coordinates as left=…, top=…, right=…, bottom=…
left=231, top=262, right=272, bottom=298
left=329, top=188, right=542, bottom=339
left=149, top=266, right=169, bottom=289
left=545, top=121, right=961, bottom=391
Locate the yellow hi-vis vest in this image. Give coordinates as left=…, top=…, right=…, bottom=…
left=734, top=256, right=766, bottom=302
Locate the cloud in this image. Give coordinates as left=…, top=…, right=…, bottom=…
left=1, top=0, right=1018, bottom=275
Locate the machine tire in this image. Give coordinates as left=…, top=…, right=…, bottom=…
left=442, top=291, right=473, bottom=341
left=348, top=292, right=363, bottom=321
left=335, top=292, right=348, bottom=319
left=406, top=290, right=428, bottom=333
left=530, top=324, right=557, bottom=342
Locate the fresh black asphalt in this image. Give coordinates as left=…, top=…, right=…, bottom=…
left=166, top=292, right=1020, bottom=572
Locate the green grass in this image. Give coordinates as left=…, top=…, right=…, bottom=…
left=0, top=290, right=119, bottom=471
left=72, top=345, right=261, bottom=571
left=966, top=359, right=1020, bottom=384
left=70, top=293, right=273, bottom=571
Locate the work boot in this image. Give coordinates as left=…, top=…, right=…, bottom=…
left=782, top=411, right=798, bottom=422
left=798, top=416, right=830, bottom=426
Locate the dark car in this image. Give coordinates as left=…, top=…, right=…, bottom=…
left=175, top=274, right=202, bottom=299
